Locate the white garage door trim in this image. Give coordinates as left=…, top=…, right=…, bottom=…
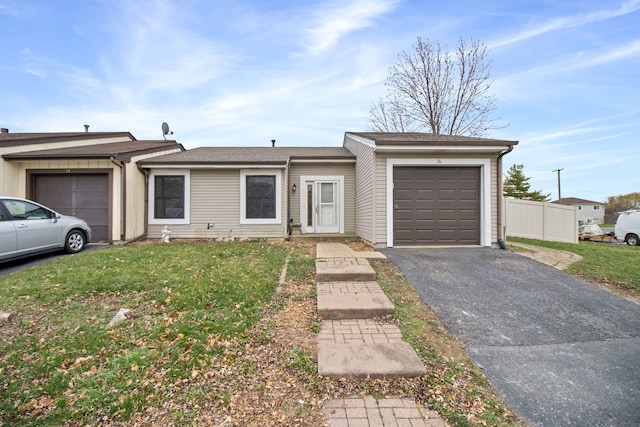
left=386, top=158, right=491, bottom=247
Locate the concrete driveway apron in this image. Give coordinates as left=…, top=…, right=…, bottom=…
left=381, top=247, right=640, bottom=427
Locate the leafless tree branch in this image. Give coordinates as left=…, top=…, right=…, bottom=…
left=367, top=37, right=506, bottom=136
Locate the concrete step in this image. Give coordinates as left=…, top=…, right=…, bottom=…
left=315, top=257, right=376, bottom=282
left=317, top=320, right=426, bottom=379
left=317, top=281, right=395, bottom=319
left=318, top=342, right=426, bottom=379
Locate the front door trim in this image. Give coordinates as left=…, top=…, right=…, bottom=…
left=386, top=158, right=491, bottom=247
left=299, top=175, right=344, bottom=234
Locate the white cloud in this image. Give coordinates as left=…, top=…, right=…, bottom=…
left=490, top=0, right=640, bottom=49
left=304, top=0, right=400, bottom=55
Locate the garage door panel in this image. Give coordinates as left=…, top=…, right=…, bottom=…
left=393, top=166, right=480, bottom=245
left=437, top=190, right=456, bottom=201
left=34, top=174, right=109, bottom=241
left=416, top=209, right=435, bottom=220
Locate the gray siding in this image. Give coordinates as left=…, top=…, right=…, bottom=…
left=148, top=169, right=285, bottom=239
left=344, top=136, right=376, bottom=244
left=288, top=163, right=356, bottom=233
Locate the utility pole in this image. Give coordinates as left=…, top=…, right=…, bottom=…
left=552, top=168, right=563, bottom=200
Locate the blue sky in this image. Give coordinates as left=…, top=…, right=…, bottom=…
left=1, top=0, right=638, bottom=202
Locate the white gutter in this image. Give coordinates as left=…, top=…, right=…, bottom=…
left=140, top=164, right=287, bottom=169
left=374, top=145, right=511, bottom=152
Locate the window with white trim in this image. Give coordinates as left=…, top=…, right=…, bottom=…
left=240, top=170, right=281, bottom=224
left=593, top=205, right=601, bottom=211
left=149, top=170, right=190, bottom=224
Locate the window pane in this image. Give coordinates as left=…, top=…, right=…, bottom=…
left=320, top=182, right=334, bottom=203
left=246, top=175, right=276, bottom=219
left=3, top=200, right=50, bottom=220
left=155, top=176, right=185, bottom=218
left=307, top=184, right=313, bottom=227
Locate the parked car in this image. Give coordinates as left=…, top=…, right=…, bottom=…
left=614, top=209, right=640, bottom=246
left=0, top=196, right=92, bottom=262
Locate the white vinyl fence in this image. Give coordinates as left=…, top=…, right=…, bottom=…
left=503, top=198, right=578, bottom=244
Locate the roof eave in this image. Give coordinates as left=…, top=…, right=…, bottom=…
left=373, top=145, right=515, bottom=153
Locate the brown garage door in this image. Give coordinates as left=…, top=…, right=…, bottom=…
left=393, top=166, right=480, bottom=245
left=33, top=174, right=109, bottom=241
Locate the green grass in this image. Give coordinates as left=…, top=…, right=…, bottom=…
left=507, top=237, right=640, bottom=293
left=0, top=241, right=288, bottom=425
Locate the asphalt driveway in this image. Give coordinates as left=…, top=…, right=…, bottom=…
left=380, top=247, right=640, bottom=427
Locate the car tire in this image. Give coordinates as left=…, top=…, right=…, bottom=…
left=65, top=230, right=87, bottom=253
left=626, top=234, right=639, bottom=246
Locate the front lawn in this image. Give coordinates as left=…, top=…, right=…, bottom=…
left=507, top=237, right=640, bottom=294
left=0, top=241, right=288, bottom=425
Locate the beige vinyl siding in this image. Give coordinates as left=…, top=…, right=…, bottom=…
left=147, top=169, right=285, bottom=239
left=288, top=163, right=356, bottom=233
left=343, top=137, right=376, bottom=244
left=125, top=148, right=183, bottom=241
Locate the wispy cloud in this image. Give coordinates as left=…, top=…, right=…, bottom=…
left=304, top=0, right=400, bottom=55
left=105, top=0, right=234, bottom=92
left=0, top=3, right=19, bottom=16
left=494, top=39, right=640, bottom=101
left=490, top=0, right=640, bottom=49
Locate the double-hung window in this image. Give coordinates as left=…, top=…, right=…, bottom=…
left=149, top=170, right=190, bottom=224
left=240, top=170, right=281, bottom=224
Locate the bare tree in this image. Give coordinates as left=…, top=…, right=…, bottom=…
left=368, top=37, right=503, bottom=136
left=367, top=93, right=415, bottom=132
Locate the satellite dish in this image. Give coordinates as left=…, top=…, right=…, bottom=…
left=161, top=122, right=173, bottom=140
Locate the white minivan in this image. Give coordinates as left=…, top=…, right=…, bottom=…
left=614, top=209, right=640, bottom=246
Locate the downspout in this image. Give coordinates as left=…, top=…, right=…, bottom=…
left=285, top=159, right=291, bottom=240
left=110, top=157, right=126, bottom=241
left=497, top=145, right=514, bottom=249
left=136, top=162, right=150, bottom=239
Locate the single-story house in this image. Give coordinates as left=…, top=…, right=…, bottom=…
left=552, top=197, right=605, bottom=224
left=0, top=128, right=184, bottom=241
left=139, top=132, right=518, bottom=247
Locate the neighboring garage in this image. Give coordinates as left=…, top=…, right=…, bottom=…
left=0, top=130, right=184, bottom=242
left=393, top=166, right=480, bottom=245
left=31, top=173, right=110, bottom=241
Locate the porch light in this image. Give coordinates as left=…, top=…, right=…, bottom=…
left=292, top=184, right=297, bottom=192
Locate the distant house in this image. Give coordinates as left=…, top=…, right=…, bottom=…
left=0, top=129, right=184, bottom=241
left=139, top=132, right=519, bottom=247
left=552, top=197, right=605, bottom=224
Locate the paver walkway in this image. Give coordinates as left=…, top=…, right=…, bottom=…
left=323, top=396, right=445, bottom=427
left=316, top=243, right=444, bottom=427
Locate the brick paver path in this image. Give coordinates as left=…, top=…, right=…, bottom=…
left=317, top=281, right=387, bottom=296
left=319, top=319, right=403, bottom=344
left=323, top=396, right=446, bottom=427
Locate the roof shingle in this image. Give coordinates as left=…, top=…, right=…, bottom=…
left=139, top=147, right=355, bottom=165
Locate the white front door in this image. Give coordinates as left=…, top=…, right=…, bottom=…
left=302, top=177, right=342, bottom=234
left=316, top=181, right=339, bottom=233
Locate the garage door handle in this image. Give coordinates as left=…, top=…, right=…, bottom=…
left=394, top=204, right=399, bottom=210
